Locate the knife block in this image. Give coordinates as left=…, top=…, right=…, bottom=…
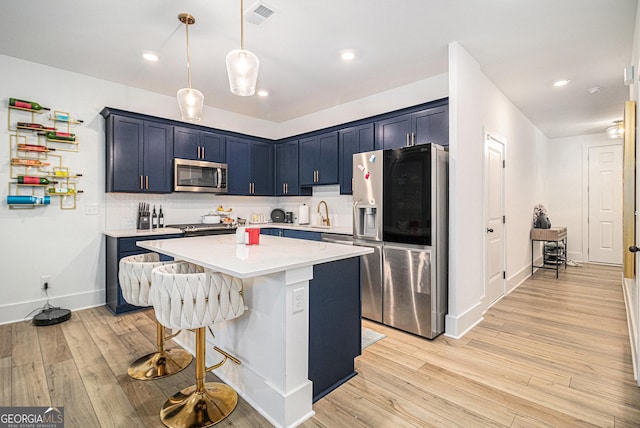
left=137, top=213, right=150, bottom=230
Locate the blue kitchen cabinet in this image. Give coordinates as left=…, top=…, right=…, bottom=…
left=276, top=141, right=302, bottom=196
left=226, top=137, right=274, bottom=196
left=309, top=257, right=361, bottom=401
left=282, top=229, right=322, bottom=241
left=105, top=234, right=181, bottom=314
left=377, top=104, right=449, bottom=149
left=300, top=132, right=339, bottom=186
left=338, top=123, right=375, bottom=194
left=174, top=126, right=226, bottom=162
left=103, top=110, right=174, bottom=193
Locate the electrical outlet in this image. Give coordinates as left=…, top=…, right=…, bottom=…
left=292, top=288, right=304, bottom=313
left=40, top=275, right=52, bottom=290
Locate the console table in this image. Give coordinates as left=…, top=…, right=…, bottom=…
left=531, top=227, right=567, bottom=278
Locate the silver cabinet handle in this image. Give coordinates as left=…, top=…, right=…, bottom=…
left=140, top=176, right=143, bottom=190
left=411, top=133, right=415, bottom=146
left=197, top=146, right=201, bottom=158
left=202, top=146, right=205, bottom=159
left=145, top=176, right=149, bottom=190
left=406, top=133, right=410, bottom=147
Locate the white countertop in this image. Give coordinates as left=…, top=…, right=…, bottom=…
left=103, top=227, right=183, bottom=238
left=137, top=234, right=371, bottom=279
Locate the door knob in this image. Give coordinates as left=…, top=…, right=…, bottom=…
left=629, top=246, right=640, bottom=253
left=487, top=228, right=494, bottom=233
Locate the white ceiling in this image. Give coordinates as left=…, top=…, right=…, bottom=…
left=0, top=0, right=637, bottom=139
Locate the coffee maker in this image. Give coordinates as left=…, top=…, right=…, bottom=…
left=284, top=211, right=294, bottom=223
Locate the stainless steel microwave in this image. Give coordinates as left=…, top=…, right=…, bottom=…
left=174, top=158, right=228, bottom=193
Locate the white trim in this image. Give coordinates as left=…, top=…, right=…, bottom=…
left=0, top=289, right=105, bottom=326
left=444, top=301, right=484, bottom=339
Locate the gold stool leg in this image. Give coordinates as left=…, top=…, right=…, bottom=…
left=160, top=328, right=238, bottom=428
left=128, top=322, right=193, bottom=381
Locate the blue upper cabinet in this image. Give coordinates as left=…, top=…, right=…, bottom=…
left=276, top=140, right=300, bottom=196
left=226, top=137, right=274, bottom=196
left=105, top=113, right=173, bottom=193
left=338, top=124, right=374, bottom=195
left=174, top=126, right=225, bottom=162
left=377, top=104, right=449, bottom=149
left=300, top=131, right=338, bottom=186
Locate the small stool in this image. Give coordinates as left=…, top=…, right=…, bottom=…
left=151, top=261, right=246, bottom=428
left=119, top=253, right=193, bottom=380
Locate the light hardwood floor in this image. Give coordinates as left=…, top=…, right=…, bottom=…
left=1, top=263, right=639, bottom=427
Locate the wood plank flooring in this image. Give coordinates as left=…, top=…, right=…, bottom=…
left=1, top=263, right=638, bottom=427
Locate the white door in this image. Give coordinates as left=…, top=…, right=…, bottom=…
left=484, top=135, right=505, bottom=306
left=588, top=145, right=623, bottom=264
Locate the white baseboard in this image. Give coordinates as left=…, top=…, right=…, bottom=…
left=0, top=289, right=105, bottom=325
left=507, top=263, right=532, bottom=294
left=444, top=301, right=484, bottom=339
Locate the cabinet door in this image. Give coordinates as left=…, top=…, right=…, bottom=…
left=250, top=141, right=274, bottom=196
left=299, top=136, right=317, bottom=186
left=317, top=132, right=338, bottom=184
left=413, top=105, right=449, bottom=146
left=173, top=126, right=199, bottom=160
left=282, top=229, right=322, bottom=241
left=377, top=114, right=412, bottom=150
left=110, top=116, right=144, bottom=192
left=276, top=141, right=299, bottom=196
left=143, top=121, right=173, bottom=193
left=200, top=131, right=226, bottom=162
left=339, top=124, right=374, bottom=194
left=226, top=137, right=251, bottom=195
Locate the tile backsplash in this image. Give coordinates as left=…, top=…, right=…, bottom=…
left=105, top=184, right=353, bottom=230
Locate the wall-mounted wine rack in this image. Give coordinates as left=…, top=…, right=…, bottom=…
left=6, top=99, right=83, bottom=210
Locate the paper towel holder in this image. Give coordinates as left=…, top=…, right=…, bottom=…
left=299, top=203, right=310, bottom=225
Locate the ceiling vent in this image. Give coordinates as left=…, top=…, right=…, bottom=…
left=244, top=1, right=276, bottom=25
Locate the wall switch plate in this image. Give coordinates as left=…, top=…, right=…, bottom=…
left=292, top=288, right=304, bottom=313
left=85, top=203, right=98, bottom=215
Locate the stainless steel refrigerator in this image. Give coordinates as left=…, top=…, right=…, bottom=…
left=353, top=144, right=448, bottom=339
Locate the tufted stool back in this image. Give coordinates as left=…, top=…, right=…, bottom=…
left=151, top=262, right=246, bottom=331
left=119, top=253, right=171, bottom=307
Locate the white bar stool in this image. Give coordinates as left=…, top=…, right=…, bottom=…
left=151, top=261, right=246, bottom=428
left=118, top=253, right=193, bottom=380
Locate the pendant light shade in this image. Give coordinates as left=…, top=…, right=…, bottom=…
left=226, top=49, right=260, bottom=96
left=177, top=13, right=204, bottom=122
left=226, top=0, right=259, bottom=96
left=606, top=120, right=624, bottom=139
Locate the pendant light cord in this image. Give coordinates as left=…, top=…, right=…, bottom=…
left=240, top=0, right=245, bottom=50
left=185, top=19, right=193, bottom=89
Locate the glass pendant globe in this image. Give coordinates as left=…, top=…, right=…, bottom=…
left=177, top=87, right=204, bottom=122
left=226, top=49, right=260, bottom=96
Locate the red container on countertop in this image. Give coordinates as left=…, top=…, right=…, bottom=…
left=246, top=228, right=260, bottom=245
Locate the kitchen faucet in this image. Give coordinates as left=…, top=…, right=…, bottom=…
left=317, top=200, right=330, bottom=226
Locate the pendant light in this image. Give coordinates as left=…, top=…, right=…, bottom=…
left=225, top=0, right=260, bottom=96
left=176, top=13, right=204, bottom=122
left=606, top=120, right=624, bottom=139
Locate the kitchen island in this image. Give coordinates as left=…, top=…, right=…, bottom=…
left=138, top=234, right=372, bottom=428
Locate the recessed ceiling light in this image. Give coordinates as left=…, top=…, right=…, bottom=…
left=257, top=89, right=269, bottom=97
left=142, top=51, right=160, bottom=62
left=553, top=79, right=571, bottom=87
left=340, top=50, right=356, bottom=61
left=588, top=86, right=602, bottom=94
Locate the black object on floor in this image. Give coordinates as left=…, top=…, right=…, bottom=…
left=32, top=307, right=71, bottom=326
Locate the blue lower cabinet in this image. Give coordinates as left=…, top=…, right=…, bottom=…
left=308, top=257, right=361, bottom=402
left=260, top=228, right=283, bottom=236
left=106, top=234, right=181, bottom=315
left=282, top=229, right=322, bottom=241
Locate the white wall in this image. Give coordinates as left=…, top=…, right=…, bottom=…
left=446, top=42, right=548, bottom=338
left=0, top=53, right=448, bottom=325
left=546, top=133, right=622, bottom=262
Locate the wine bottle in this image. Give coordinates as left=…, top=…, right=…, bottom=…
left=11, top=158, right=50, bottom=167
left=17, top=122, right=56, bottom=131
left=152, top=206, right=158, bottom=229
left=9, top=97, right=50, bottom=111
left=159, top=205, right=165, bottom=228
left=17, top=143, right=55, bottom=152
left=6, top=195, right=51, bottom=205
left=48, top=187, right=82, bottom=195
left=18, top=176, right=57, bottom=185
left=45, top=131, right=76, bottom=142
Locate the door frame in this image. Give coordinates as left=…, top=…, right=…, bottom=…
left=483, top=131, right=507, bottom=309
left=581, top=141, right=624, bottom=264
